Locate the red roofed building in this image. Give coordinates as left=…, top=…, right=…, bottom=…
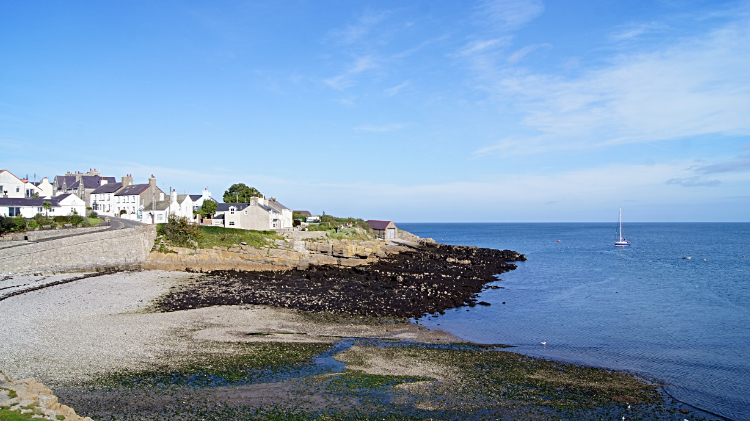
left=367, top=220, right=398, bottom=240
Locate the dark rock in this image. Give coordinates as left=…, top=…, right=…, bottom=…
left=154, top=243, right=525, bottom=319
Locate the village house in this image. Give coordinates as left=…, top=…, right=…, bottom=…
left=90, top=181, right=124, bottom=216
left=142, top=190, right=194, bottom=224
left=367, top=220, right=398, bottom=240
left=53, top=169, right=117, bottom=207
left=189, top=188, right=213, bottom=211
left=113, top=175, right=165, bottom=222
left=0, top=194, right=86, bottom=218
left=27, top=177, right=53, bottom=198
left=0, top=170, right=26, bottom=198
left=213, top=197, right=293, bottom=230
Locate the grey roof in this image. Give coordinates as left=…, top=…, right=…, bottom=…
left=177, top=194, right=190, bottom=204
left=56, top=175, right=108, bottom=190
left=216, top=203, right=251, bottom=212
left=294, top=210, right=312, bottom=216
left=144, top=200, right=171, bottom=211
left=189, top=194, right=202, bottom=201
left=103, top=176, right=116, bottom=184
left=115, top=184, right=152, bottom=196
left=0, top=195, right=72, bottom=208
left=259, top=204, right=280, bottom=214
left=269, top=200, right=289, bottom=211
left=91, top=182, right=124, bottom=194
left=0, top=198, right=47, bottom=207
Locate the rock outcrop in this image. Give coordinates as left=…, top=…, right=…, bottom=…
left=0, top=371, right=93, bottom=421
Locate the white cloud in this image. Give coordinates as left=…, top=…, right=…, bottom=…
left=457, top=38, right=509, bottom=57
left=327, top=10, right=390, bottom=46
left=476, top=0, right=545, bottom=32
left=324, top=55, right=378, bottom=90
left=475, top=17, right=750, bottom=155
left=665, top=176, right=721, bottom=187
left=384, top=81, right=410, bottom=96
left=506, top=43, right=552, bottom=63
left=354, top=124, right=404, bottom=132
left=610, top=21, right=665, bottom=41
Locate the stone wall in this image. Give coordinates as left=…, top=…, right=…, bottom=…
left=0, top=225, right=110, bottom=242
left=142, top=237, right=409, bottom=272
left=0, top=225, right=156, bottom=275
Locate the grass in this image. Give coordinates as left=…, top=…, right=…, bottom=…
left=196, top=226, right=283, bottom=249
left=0, top=408, right=41, bottom=421
left=88, top=217, right=102, bottom=226
left=1, top=388, right=18, bottom=399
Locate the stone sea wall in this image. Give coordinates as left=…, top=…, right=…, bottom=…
left=142, top=237, right=407, bottom=272
left=0, top=225, right=156, bottom=275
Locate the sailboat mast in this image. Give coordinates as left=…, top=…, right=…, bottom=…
left=619, top=208, right=623, bottom=240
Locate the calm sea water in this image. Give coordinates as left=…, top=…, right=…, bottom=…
left=399, top=223, right=750, bottom=421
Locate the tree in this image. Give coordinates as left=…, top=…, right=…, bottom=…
left=200, top=199, right=217, bottom=216
left=43, top=201, right=51, bottom=217
left=223, top=183, right=261, bottom=203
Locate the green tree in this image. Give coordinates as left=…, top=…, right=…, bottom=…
left=223, top=183, right=262, bottom=203
left=200, top=199, right=218, bottom=216
left=43, top=201, right=51, bottom=217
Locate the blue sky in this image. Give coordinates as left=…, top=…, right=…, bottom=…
left=2, top=0, right=749, bottom=222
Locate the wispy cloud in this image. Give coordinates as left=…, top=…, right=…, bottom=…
left=610, top=21, right=665, bottom=41
left=476, top=0, right=544, bottom=32
left=474, top=16, right=750, bottom=155
left=507, top=43, right=552, bottom=63
left=693, top=154, right=750, bottom=174
left=324, top=55, right=378, bottom=90
left=384, top=81, right=410, bottom=96
left=666, top=176, right=721, bottom=187
left=327, top=10, right=390, bottom=46
left=457, top=38, right=509, bottom=57
left=354, top=124, right=404, bottom=132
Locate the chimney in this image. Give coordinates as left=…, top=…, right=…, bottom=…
left=121, top=175, right=133, bottom=187
left=170, top=189, right=177, bottom=203
left=149, top=174, right=156, bottom=188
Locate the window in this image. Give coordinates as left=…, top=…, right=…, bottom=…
left=158, top=214, right=164, bottom=221
left=229, top=221, right=235, bottom=226
left=244, top=210, right=247, bottom=215
left=229, top=207, right=235, bottom=215
left=16, top=187, right=20, bottom=193
left=9, top=207, right=21, bottom=216
left=38, top=207, right=43, bottom=213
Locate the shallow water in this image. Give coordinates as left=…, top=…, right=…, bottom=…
left=400, top=222, right=750, bottom=421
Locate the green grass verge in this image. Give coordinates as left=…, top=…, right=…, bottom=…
left=196, top=225, right=283, bottom=249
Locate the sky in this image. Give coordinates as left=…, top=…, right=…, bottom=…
left=2, top=0, right=749, bottom=222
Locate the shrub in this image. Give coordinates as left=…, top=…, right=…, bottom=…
left=163, top=215, right=201, bottom=247
left=120, top=209, right=127, bottom=215
left=89, top=211, right=98, bottom=218
left=0, top=216, right=18, bottom=234
left=53, top=216, right=71, bottom=223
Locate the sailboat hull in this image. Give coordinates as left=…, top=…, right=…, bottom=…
left=614, top=241, right=631, bottom=247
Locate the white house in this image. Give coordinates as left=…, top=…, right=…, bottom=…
left=114, top=175, right=165, bottom=222
left=213, top=197, right=293, bottom=230
left=189, top=189, right=213, bottom=211
left=28, top=177, right=53, bottom=199
left=140, top=191, right=194, bottom=225
left=0, top=170, right=26, bottom=198
left=90, top=181, right=124, bottom=216
left=0, top=194, right=86, bottom=218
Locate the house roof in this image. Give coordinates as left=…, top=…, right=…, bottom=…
left=144, top=200, right=171, bottom=211
left=189, top=194, right=202, bottom=201
left=294, top=210, right=312, bottom=216
left=0, top=198, right=47, bottom=207
left=115, top=184, right=152, bottom=196
left=0, top=169, right=23, bottom=182
left=55, top=175, right=107, bottom=190
left=216, top=203, right=251, bottom=212
left=367, top=220, right=396, bottom=230
left=91, top=182, right=124, bottom=194
left=269, top=200, right=289, bottom=211
left=0, top=195, right=73, bottom=207
left=176, top=194, right=190, bottom=204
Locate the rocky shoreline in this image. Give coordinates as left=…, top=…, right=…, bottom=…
left=154, top=241, right=527, bottom=319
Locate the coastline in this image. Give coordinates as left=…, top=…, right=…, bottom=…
left=0, top=248, right=710, bottom=420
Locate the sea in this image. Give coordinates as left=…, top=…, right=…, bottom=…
left=398, top=223, right=750, bottom=421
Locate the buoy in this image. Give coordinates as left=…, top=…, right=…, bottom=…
left=557, top=240, right=561, bottom=242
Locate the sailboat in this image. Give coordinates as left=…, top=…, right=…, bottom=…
left=615, top=208, right=631, bottom=247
